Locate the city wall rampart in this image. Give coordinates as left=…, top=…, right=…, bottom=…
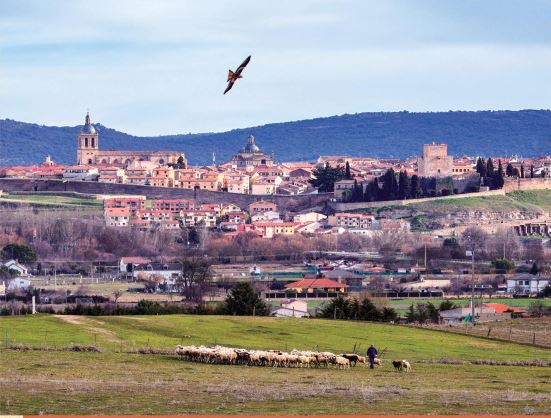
left=0, top=179, right=331, bottom=212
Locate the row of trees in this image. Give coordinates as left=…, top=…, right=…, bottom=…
left=475, top=157, right=505, bottom=190
left=318, top=296, right=398, bottom=322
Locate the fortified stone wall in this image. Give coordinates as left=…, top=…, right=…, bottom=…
left=329, top=189, right=506, bottom=212
left=503, top=177, right=551, bottom=192
left=0, top=179, right=331, bottom=212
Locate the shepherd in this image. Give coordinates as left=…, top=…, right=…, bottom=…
left=366, top=344, right=378, bottom=369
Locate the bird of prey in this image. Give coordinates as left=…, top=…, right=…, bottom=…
left=224, top=55, right=251, bottom=94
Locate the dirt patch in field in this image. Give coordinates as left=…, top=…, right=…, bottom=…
left=53, top=315, right=120, bottom=344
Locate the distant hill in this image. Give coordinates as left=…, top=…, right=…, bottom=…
left=1, top=110, right=550, bottom=166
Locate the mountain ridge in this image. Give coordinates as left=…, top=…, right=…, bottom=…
left=1, top=110, right=550, bottom=166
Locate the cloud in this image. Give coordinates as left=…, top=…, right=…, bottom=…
left=1, top=0, right=550, bottom=135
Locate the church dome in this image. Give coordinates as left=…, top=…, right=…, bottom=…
left=81, top=112, right=97, bottom=134
left=243, top=135, right=260, bottom=153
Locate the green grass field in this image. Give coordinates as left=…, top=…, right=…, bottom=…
left=0, top=194, right=102, bottom=208
left=383, top=297, right=551, bottom=312
left=0, top=314, right=550, bottom=414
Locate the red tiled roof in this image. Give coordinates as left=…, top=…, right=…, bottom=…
left=286, top=278, right=348, bottom=289
left=483, top=303, right=527, bottom=314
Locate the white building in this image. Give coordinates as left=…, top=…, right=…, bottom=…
left=506, top=274, right=550, bottom=294
left=3, top=260, right=29, bottom=276
left=273, top=300, right=310, bottom=318
left=251, top=211, right=281, bottom=222
left=7, top=277, right=31, bottom=291
left=62, top=166, right=99, bottom=181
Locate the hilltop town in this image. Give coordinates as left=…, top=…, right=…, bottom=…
left=1, top=112, right=551, bottom=238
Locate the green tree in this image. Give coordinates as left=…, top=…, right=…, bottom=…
left=426, top=302, right=439, bottom=323
left=439, top=300, right=457, bottom=311
left=530, top=165, right=535, bottom=178
left=409, top=175, right=422, bottom=198
left=364, top=178, right=380, bottom=201
left=493, top=160, right=505, bottom=189
left=530, top=262, right=539, bottom=275
left=406, top=304, right=417, bottom=323
left=224, top=282, right=270, bottom=316
left=319, top=296, right=351, bottom=319
left=506, top=163, right=514, bottom=177
left=520, top=163, right=525, bottom=178
left=359, top=297, right=381, bottom=321
left=476, top=157, right=487, bottom=178
left=381, top=306, right=398, bottom=322
left=345, top=161, right=352, bottom=179
left=355, top=180, right=365, bottom=202
left=1, top=244, right=37, bottom=264
left=528, top=300, right=548, bottom=317
left=176, top=258, right=213, bottom=302
left=486, top=158, right=495, bottom=178
left=309, top=163, right=345, bottom=193
left=398, top=171, right=411, bottom=199
left=492, top=258, right=515, bottom=274
left=188, top=227, right=201, bottom=246
left=381, top=168, right=398, bottom=200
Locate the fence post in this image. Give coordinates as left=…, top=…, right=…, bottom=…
left=487, top=328, right=491, bottom=337
left=533, top=332, right=536, bottom=345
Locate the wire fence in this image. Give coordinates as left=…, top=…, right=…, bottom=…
left=423, top=323, right=551, bottom=348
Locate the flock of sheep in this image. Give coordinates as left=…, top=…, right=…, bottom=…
left=174, top=345, right=410, bottom=370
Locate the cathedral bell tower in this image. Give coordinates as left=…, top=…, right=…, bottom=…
left=77, top=112, right=99, bottom=165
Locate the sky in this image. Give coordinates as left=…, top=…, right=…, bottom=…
left=1, top=0, right=551, bottom=136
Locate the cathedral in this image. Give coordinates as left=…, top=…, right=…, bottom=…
left=76, top=113, right=187, bottom=167
left=231, top=135, right=274, bottom=169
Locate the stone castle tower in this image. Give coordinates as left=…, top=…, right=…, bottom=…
left=76, top=112, right=99, bottom=165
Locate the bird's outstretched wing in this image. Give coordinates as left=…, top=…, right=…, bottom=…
left=237, top=55, right=251, bottom=73
left=223, top=80, right=235, bottom=95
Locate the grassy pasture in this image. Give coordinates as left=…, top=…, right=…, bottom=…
left=0, top=314, right=551, bottom=414
left=0, top=194, right=102, bottom=208
left=1, top=314, right=550, bottom=360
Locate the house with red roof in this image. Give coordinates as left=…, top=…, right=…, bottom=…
left=284, top=278, right=348, bottom=298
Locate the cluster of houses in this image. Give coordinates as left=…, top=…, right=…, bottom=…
left=102, top=195, right=411, bottom=237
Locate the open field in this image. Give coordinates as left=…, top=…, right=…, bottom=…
left=431, top=317, right=551, bottom=348
left=0, top=314, right=550, bottom=414
left=507, top=189, right=551, bottom=212
left=383, top=297, right=551, bottom=310
left=3, top=315, right=551, bottom=360
left=0, top=193, right=102, bottom=208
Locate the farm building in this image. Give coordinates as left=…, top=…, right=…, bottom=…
left=132, top=262, right=182, bottom=281
left=284, top=278, right=348, bottom=298
left=272, top=300, right=310, bottom=318
left=3, top=259, right=29, bottom=277
left=439, top=303, right=526, bottom=324
left=506, top=274, right=550, bottom=294
left=7, top=277, right=31, bottom=291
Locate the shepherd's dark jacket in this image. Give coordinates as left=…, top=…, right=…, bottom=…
left=367, top=347, right=378, bottom=358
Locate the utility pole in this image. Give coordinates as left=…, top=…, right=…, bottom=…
left=424, top=244, right=427, bottom=270
left=471, top=249, right=475, bottom=323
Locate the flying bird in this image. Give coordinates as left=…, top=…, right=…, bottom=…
left=224, top=55, right=251, bottom=94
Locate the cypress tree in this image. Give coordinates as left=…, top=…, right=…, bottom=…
left=382, top=168, right=398, bottom=200
left=520, top=163, right=525, bottom=178
left=345, top=161, right=352, bottom=180
left=506, top=163, right=514, bottom=177
left=398, top=171, right=411, bottom=199
left=410, top=175, right=422, bottom=198
left=486, top=158, right=494, bottom=178
left=530, top=165, right=535, bottom=178
left=476, top=157, right=487, bottom=177
left=493, top=160, right=505, bottom=189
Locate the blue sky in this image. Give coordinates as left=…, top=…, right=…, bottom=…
left=1, top=0, right=550, bottom=135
